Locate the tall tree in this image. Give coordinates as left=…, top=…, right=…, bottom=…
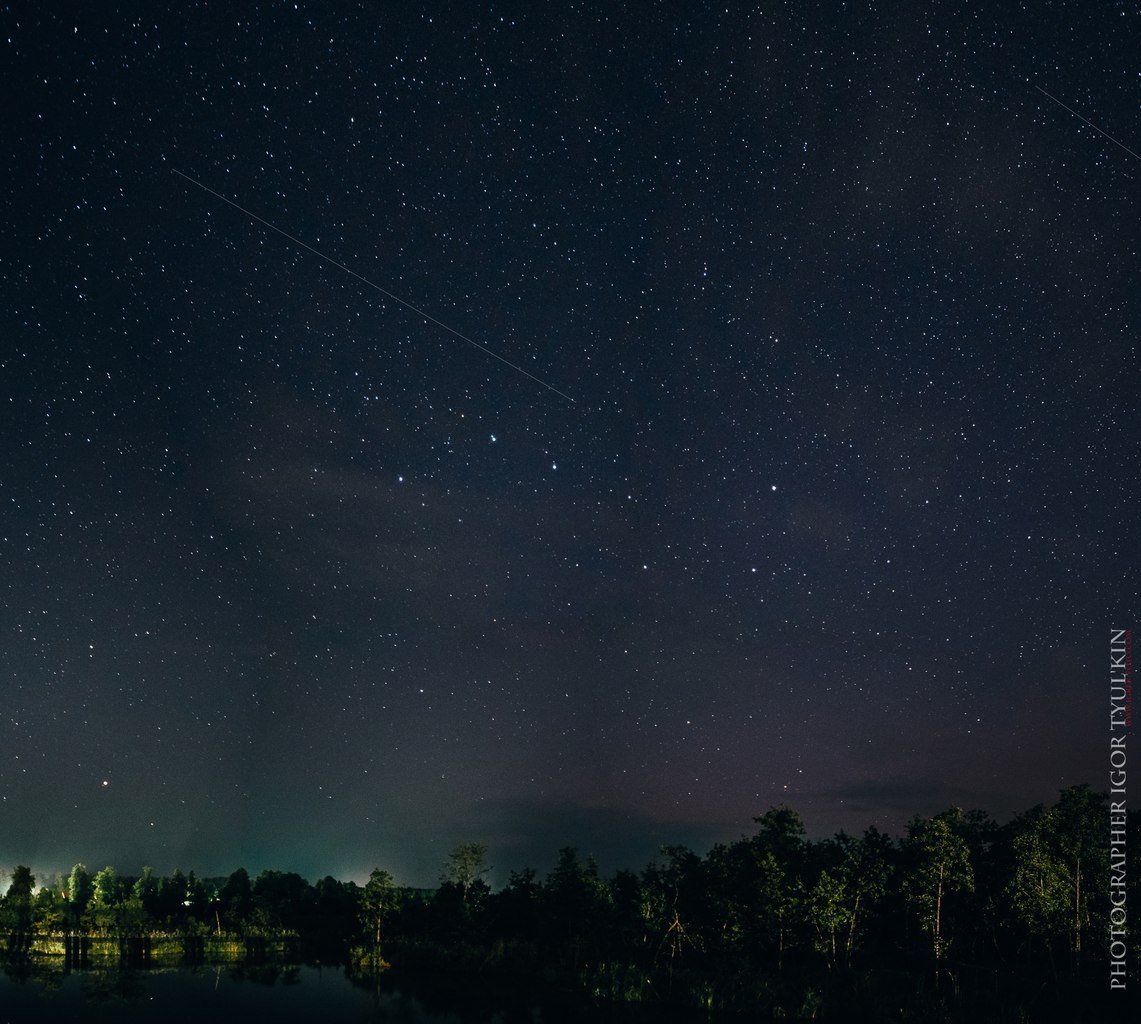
left=219, top=867, right=254, bottom=929
left=1008, top=786, right=1107, bottom=974
left=543, top=847, right=611, bottom=971
left=806, top=868, right=847, bottom=965
left=834, top=827, right=892, bottom=964
left=1051, top=785, right=1106, bottom=971
left=133, top=867, right=159, bottom=916
left=33, top=886, right=68, bottom=935
left=442, top=841, right=490, bottom=905
left=251, top=870, right=311, bottom=931
left=902, top=809, right=974, bottom=963
left=92, top=865, right=123, bottom=907
left=66, top=864, right=94, bottom=925
left=1008, top=805, right=1071, bottom=963
left=4, top=865, right=36, bottom=933
left=746, top=807, right=808, bottom=967
left=6, top=865, right=35, bottom=901
left=361, top=868, right=395, bottom=948
left=90, top=865, right=125, bottom=935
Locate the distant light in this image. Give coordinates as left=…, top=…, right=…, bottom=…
left=490, top=434, right=497, bottom=442
left=771, top=485, right=777, bottom=491
left=101, top=780, right=109, bottom=787
left=397, top=475, right=404, bottom=483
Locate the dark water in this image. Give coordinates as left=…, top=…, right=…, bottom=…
left=0, top=964, right=536, bottom=1023
left=0, top=963, right=714, bottom=1023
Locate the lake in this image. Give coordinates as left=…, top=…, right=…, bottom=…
left=0, top=962, right=702, bottom=1023
left=1, top=964, right=505, bottom=1023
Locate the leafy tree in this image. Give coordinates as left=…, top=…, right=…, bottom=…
left=806, top=869, right=847, bottom=965
left=702, top=809, right=807, bottom=968
left=750, top=806, right=808, bottom=966
left=251, top=870, right=311, bottom=931
left=543, top=847, right=612, bottom=971
left=4, top=865, right=36, bottom=933
left=605, top=867, right=645, bottom=956
left=490, top=867, right=542, bottom=943
left=185, top=871, right=209, bottom=918
left=1051, top=785, right=1107, bottom=970
left=442, top=841, right=490, bottom=904
left=834, top=827, right=892, bottom=964
left=66, top=864, right=94, bottom=926
left=753, top=806, right=807, bottom=866
left=361, top=868, right=396, bottom=947
left=116, top=896, right=153, bottom=937
left=311, top=876, right=360, bottom=949
left=33, top=886, right=68, bottom=935
left=132, top=867, right=156, bottom=900
left=92, top=865, right=124, bottom=907
left=6, top=865, right=35, bottom=901
left=133, top=867, right=160, bottom=917
left=156, top=870, right=189, bottom=925
left=1008, top=805, right=1071, bottom=962
left=902, top=809, right=974, bottom=962
left=1008, top=787, right=1107, bottom=973
left=219, top=867, right=254, bottom=929
left=90, top=866, right=126, bottom=934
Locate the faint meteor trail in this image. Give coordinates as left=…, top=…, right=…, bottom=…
left=172, top=169, right=576, bottom=403
left=1034, top=85, right=1140, bottom=163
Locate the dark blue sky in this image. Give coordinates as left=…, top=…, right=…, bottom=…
left=1, top=2, right=1136, bottom=887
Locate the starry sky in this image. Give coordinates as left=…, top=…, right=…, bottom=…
left=2, top=2, right=1137, bottom=888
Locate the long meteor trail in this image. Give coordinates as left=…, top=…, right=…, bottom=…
left=172, top=169, right=576, bottom=403
left=1034, top=85, right=1140, bottom=163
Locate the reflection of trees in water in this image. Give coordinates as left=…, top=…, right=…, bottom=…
left=2, top=956, right=67, bottom=989
left=79, top=967, right=149, bottom=1003
left=225, top=962, right=301, bottom=986
left=1, top=959, right=186, bottom=1003
left=345, top=969, right=559, bottom=1024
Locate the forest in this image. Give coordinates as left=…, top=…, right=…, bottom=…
left=2, top=784, right=1136, bottom=1021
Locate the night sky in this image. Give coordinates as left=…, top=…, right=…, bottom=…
left=2, top=3, right=1137, bottom=888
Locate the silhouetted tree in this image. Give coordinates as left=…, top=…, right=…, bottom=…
left=219, top=868, right=254, bottom=930
left=442, top=842, right=490, bottom=904
left=252, top=870, right=311, bottom=932
left=132, top=867, right=159, bottom=918
left=3, top=866, right=35, bottom=935
left=490, top=867, right=541, bottom=944
left=543, top=847, right=611, bottom=972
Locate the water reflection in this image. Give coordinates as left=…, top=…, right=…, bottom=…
left=1, top=961, right=447, bottom=1023
left=0, top=960, right=616, bottom=1023
left=0, top=958, right=723, bottom=1024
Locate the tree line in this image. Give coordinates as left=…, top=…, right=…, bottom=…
left=2, top=785, right=1136, bottom=1020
